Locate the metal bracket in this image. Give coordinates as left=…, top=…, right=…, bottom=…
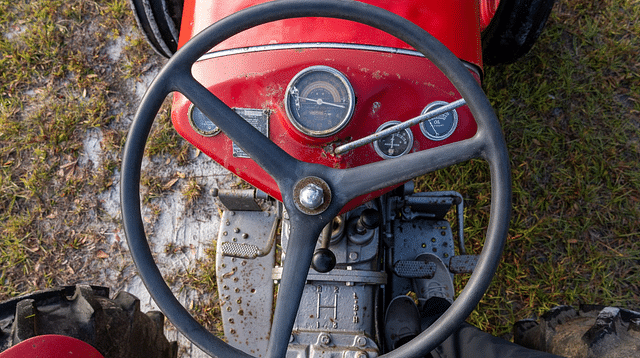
left=216, top=188, right=269, bottom=211
left=402, top=191, right=466, bottom=255
left=272, top=267, right=387, bottom=285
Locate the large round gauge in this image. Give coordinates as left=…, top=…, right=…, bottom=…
left=284, top=66, right=355, bottom=137
left=419, top=101, right=459, bottom=141
left=373, top=121, right=414, bottom=159
left=188, top=103, right=220, bottom=137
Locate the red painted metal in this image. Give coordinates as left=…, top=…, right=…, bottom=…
left=172, top=49, right=478, bottom=208
left=479, top=0, right=500, bottom=31
left=172, top=0, right=485, bottom=210
left=0, top=335, right=104, bottom=358
left=179, top=0, right=483, bottom=67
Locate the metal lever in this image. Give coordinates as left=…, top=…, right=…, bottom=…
left=311, top=223, right=337, bottom=273
left=334, top=98, right=466, bottom=154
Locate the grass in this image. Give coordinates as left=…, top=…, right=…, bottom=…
left=416, top=0, right=640, bottom=338
left=0, top=0, right=159, bottom=297
left=1, top=0, right=638, bottom=349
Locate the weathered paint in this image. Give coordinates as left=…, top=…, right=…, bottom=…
left=179, top=0, right=484, bottom=67
left=172, top=1, right=485, bottom=209
left=0, top=335, right=104, bottom=358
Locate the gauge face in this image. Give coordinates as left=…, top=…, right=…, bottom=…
left=373, top=121, right=414, bottom=159
left=188, top=104, right=220, bottom=137
left=419, top=101, right=459, bottom=141
left=285, top=66, right=355, bottom=137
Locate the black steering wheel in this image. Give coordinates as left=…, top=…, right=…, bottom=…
left=120, top=1, right=512, bottom=357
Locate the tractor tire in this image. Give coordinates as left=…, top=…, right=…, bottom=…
left=128, top=0, right=183, bottom=58
left=481, top=0, right=556, bottom=65
left=0, top=285, right=177, bottom=358
left=514, top=305, right=640, bottom=358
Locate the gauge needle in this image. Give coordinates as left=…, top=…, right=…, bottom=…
left=429, top=120, right=439, bottom=135
left=386, top=135, right=398, bottom=148
left=300, top=97, right=346, bottom=108
left=387, top=135, right=397, bottom=155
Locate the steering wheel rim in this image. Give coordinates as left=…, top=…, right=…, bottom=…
left=120, top=1, right=512, bottom=358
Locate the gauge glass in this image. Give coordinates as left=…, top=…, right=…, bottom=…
left=373, top=121, right=414, bottom=159
left=188, top=104, right=220, bottom=137
left=285, top=66, right=355, bottom=137
left=419, top=101, right=458, bottom=141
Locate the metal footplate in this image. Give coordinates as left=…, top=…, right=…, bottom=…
left=216, top=206, right=278, bottom=357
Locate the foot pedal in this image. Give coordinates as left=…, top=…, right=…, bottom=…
left=220, top=242, right=260, bottom=259
left=393, top=260, right=436, bottom=279
left=218, top=203, right=280, bottom=259
left=448, top=255, right=478, bottom=274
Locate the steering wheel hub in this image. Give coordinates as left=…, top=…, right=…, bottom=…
left=294, top=177, right=332, bottom=214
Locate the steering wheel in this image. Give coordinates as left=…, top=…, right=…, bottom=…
left=120, top=1, right=512, bottom=357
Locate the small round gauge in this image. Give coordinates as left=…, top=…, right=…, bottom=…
left=373, top=121, right=414, bottom=159
left=419, top=101, right=459, bottom=141
left=188, top=103, right=220, bottom=137
left=284, top=66, right=355, bottom=137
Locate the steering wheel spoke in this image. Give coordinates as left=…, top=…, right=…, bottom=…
left=334, top=137, right=486, bottom=206
left=174, top=74, right=300, bottom=183
left=266, top=216, right=328, bottom=358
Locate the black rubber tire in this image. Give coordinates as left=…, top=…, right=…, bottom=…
left=514, top=305, right=640, bottom=357
left=128, top=0, right=183, bottom=58
left=0, top=285, right=177, bottom=358
left=481, top=0, right=556, bottom=65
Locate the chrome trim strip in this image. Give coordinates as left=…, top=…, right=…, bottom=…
left=197, top=43, right=481, bottom=76
left=198, top=43, right=426, bottom=61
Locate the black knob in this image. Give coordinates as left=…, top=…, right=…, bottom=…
left=311, top=248, right=336, bottom=273
left=356, top=209, right=382, bottom=234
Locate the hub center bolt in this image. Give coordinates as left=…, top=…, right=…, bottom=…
left=299, top=183, right=324, bottom=209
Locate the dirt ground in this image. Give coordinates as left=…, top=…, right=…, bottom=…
left=1, top=2, right=231, bottom=356
left=3, top=1, right=640, bottom=357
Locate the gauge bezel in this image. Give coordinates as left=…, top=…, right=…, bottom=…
left=188, top=103, right=221, bottom=137
left=373, top=120, right=414, bottom=159
left=284, top=65, right=356, bottom=138
left=419, top=101, right=459, bottom=141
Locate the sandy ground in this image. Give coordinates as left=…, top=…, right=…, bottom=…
left=73, top=33, right=230, bottom=358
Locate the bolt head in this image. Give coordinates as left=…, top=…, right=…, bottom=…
left=299, top=183, right=324, bottom=209
left=319, top=333, right=331, bottom=345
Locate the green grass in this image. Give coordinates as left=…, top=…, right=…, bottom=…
left=417, top=0, right=640, bottom=338
left=0, top=0, right=152, bottom=298
left=172, top=247, right=225, bottom=334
